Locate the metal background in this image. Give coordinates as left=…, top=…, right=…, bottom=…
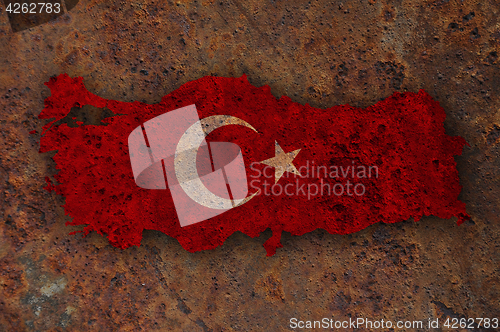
left=0, top=0, right=499, bottom=330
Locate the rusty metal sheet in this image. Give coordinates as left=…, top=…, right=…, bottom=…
left=0, top=0, right=499, bottom=330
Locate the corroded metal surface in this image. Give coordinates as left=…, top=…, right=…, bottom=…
left=0, top=0, right=499, bottom=330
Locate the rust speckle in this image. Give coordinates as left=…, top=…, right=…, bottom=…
left=255, top=274, right=285, bottom=303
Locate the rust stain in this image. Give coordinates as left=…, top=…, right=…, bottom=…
left=255, top=274, right=285, bottom=303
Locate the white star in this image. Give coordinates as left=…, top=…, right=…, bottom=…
left=259, top=141, right=301, bottom=183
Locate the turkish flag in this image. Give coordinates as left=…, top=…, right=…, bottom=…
left=39, top=74, right=469, bottom=255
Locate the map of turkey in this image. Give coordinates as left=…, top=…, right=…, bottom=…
left=39, top=74, right=469, bottom=256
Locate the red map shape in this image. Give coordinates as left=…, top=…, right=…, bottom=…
left=39, top=74, right=469, bottom=256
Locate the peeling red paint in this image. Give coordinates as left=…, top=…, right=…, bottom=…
left=39, top=74, right=469, bottom=255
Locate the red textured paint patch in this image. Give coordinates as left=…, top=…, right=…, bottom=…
left=39, top=74, right=469, bottom=256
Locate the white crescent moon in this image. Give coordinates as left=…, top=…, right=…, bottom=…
left=174, top=115, right=260, bottom=210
